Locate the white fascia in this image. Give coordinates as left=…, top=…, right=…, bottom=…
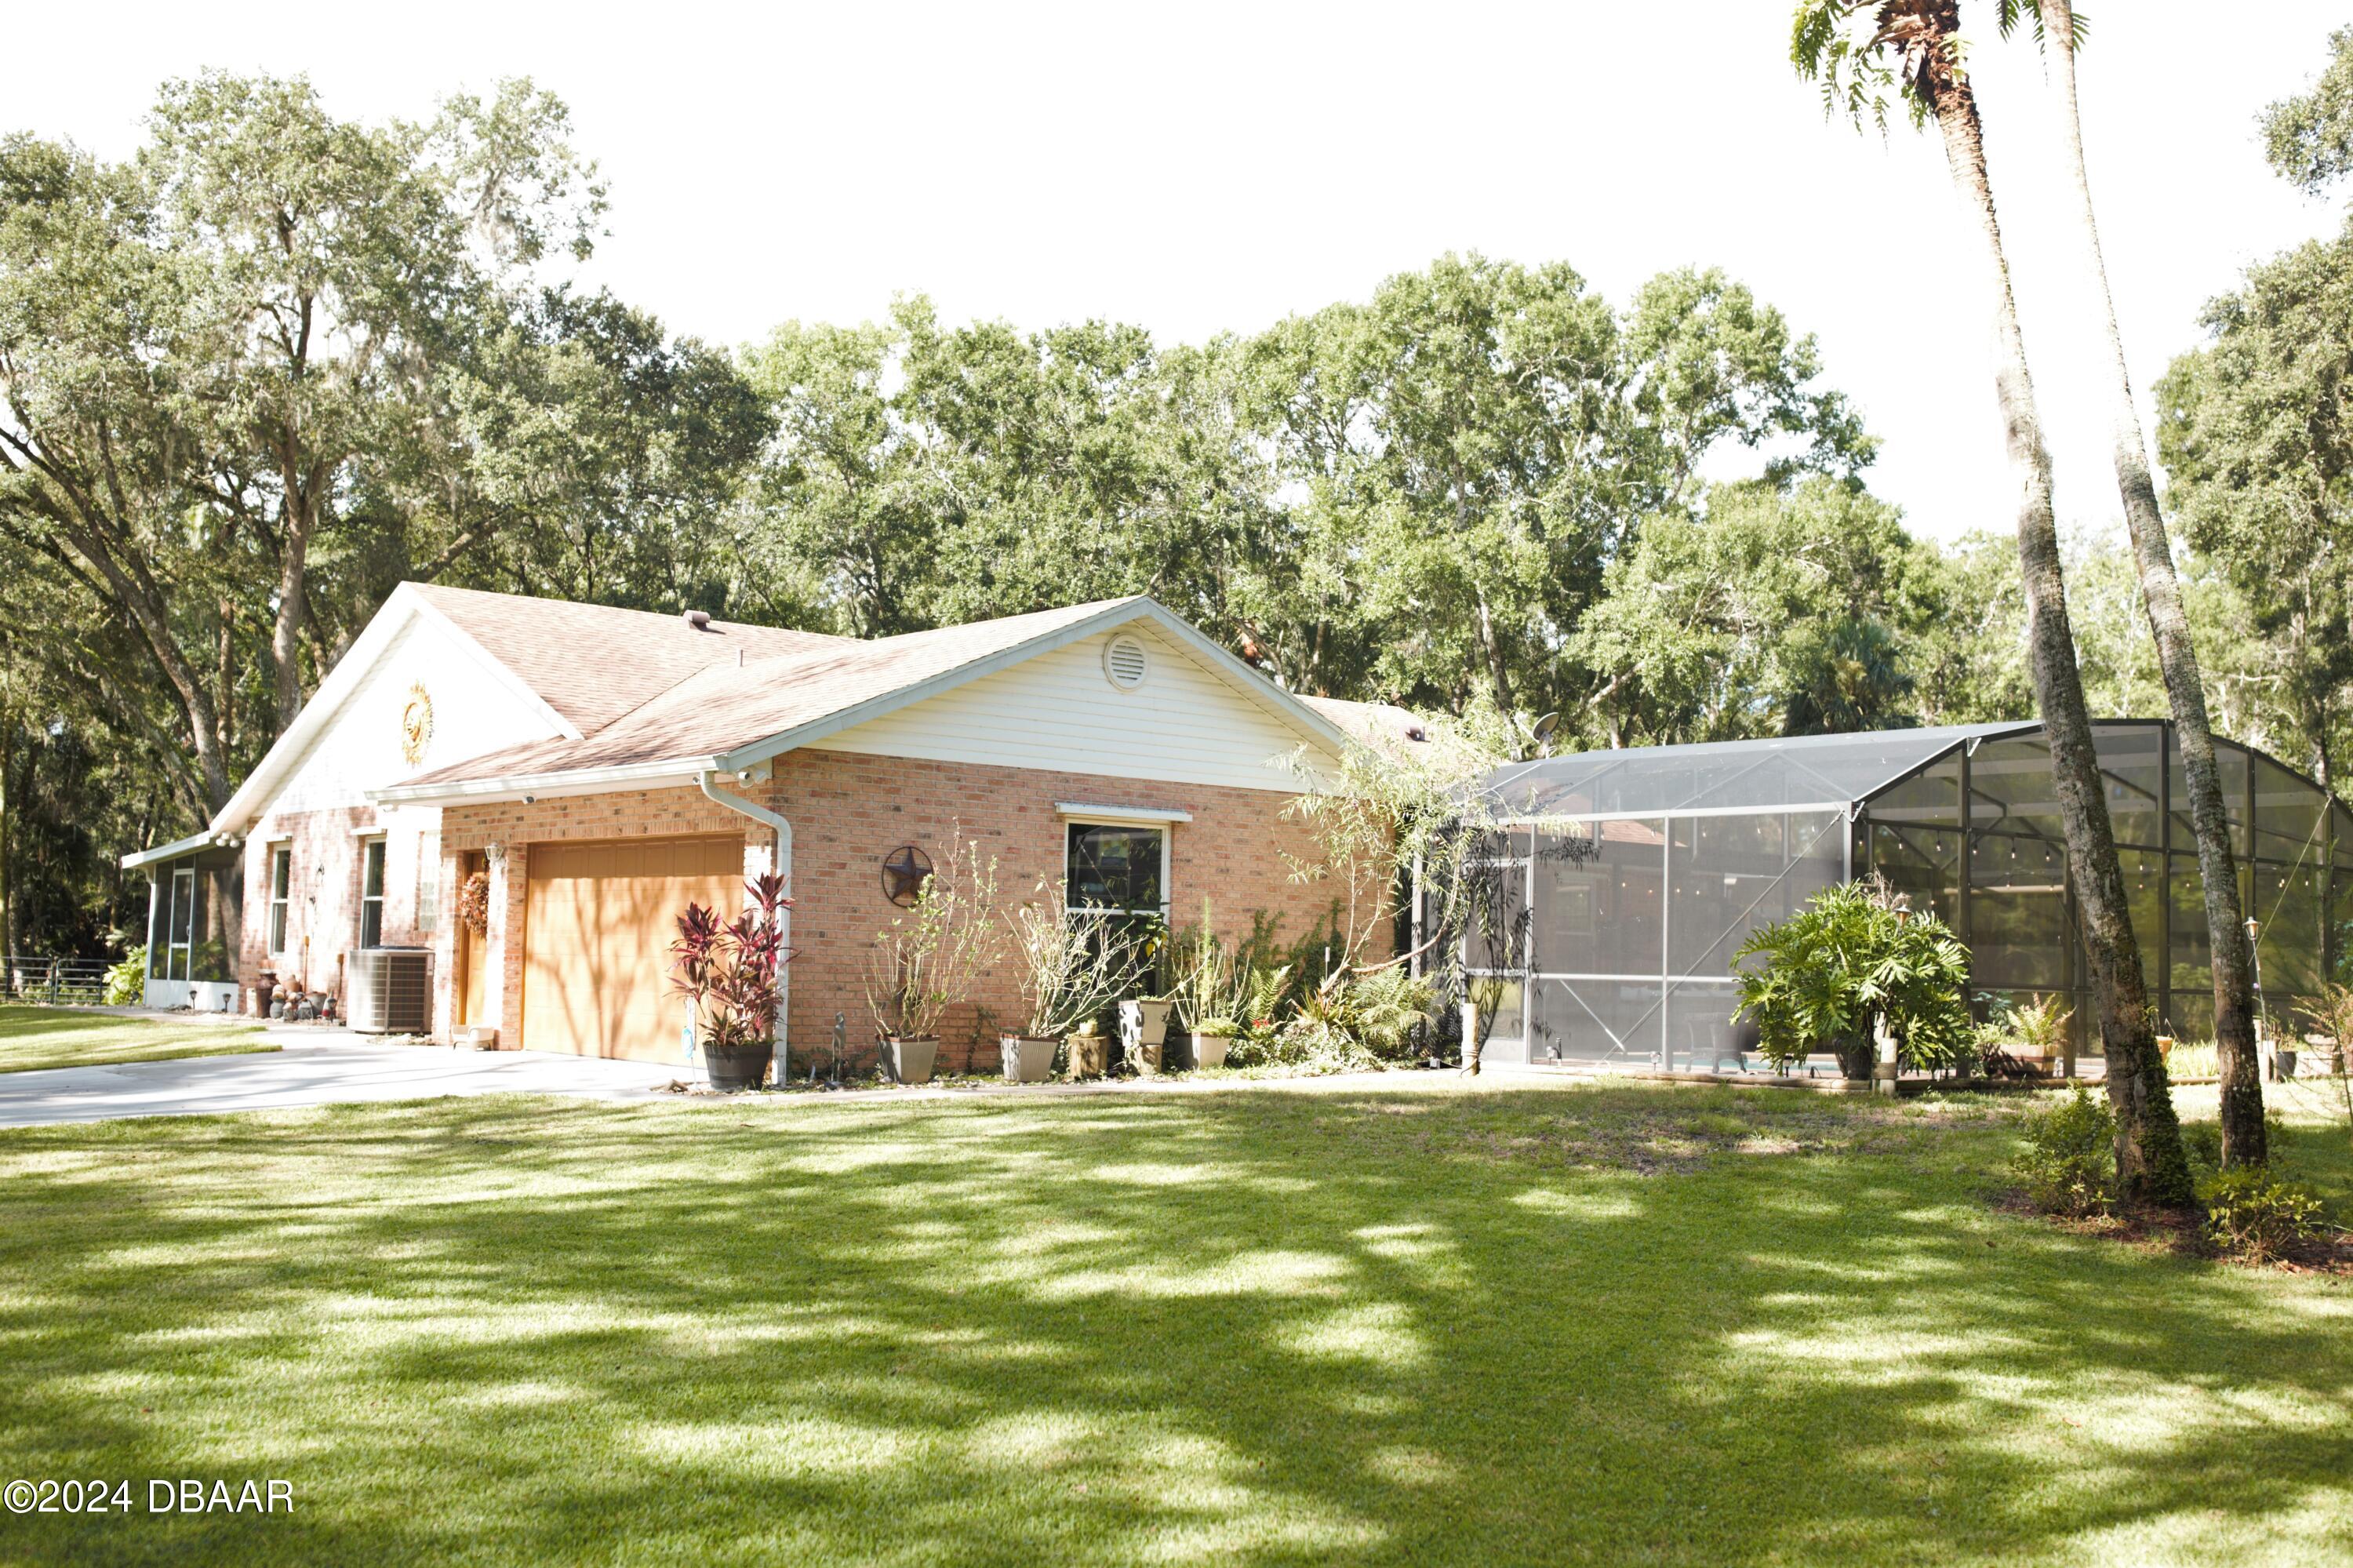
left=367, top=755, right=724, bottom=809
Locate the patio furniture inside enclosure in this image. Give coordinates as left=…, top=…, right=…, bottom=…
left=1459, top=722, right=2351, bottom=1071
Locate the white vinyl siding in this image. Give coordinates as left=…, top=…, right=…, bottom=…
left=809, top=624, right=1337, bottom=792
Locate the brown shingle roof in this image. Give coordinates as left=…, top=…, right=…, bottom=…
left=395, top=596, right=1140, bottom=789
left=1300, top=697, right=1430, bottom=748
left=409, top=583, right=849, bottom=737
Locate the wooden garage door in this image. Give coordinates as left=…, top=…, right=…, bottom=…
left=522, top=835, right=743, bottom=1060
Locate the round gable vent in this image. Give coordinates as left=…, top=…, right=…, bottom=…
left=1103, top=635, right=1150, bottom=692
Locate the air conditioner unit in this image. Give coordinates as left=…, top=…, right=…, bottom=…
left=349, top=947, right=431, bottom=1035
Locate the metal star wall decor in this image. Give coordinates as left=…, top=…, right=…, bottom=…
left=880, top=844, right=933, bottom=908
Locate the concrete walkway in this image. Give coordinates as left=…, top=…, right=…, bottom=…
left=0, top=1036, right=679, bottom=1129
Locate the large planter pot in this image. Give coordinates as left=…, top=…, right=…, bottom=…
left=883, top=1035, right=940, bottom=1086
left=1122, top=999, right=1173, bottom=1047
left=1190, top=1031, right=1231, bottom=1071
left=1001, top=1035, right=1058, bottom=1083
left=1068, top=1032, right=1108, bottom=1079
left=704, top=1041, right=774, bottom=1092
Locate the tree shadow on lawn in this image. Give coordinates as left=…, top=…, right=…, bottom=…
left=1, top=1087, right=2348, bottom=1566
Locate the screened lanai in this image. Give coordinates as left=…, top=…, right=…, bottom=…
left=1463, top=721, right=2352, bottom=1072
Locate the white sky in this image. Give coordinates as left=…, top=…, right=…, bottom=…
left=12, top=1, right=2348, bottom=544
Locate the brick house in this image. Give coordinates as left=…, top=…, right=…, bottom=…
left=122, top=586, right=1412, bottom=1072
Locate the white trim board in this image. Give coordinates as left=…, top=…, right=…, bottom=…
left=1056, top=802, right=1194, bottom=824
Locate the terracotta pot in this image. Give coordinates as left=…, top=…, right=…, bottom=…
left=704, top=1041, right=773, bottom=1092
left=883, top=1035, right=939, bottom=1085
left=1001, top=1035, right=1057, bottom=1083
left=1190, top=1031, right=1231, bottom=1070
left=1068, top=1032, right=1108, bottom=1079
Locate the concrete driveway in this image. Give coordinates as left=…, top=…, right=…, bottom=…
left=0, top=1035, right=681, bottom=1129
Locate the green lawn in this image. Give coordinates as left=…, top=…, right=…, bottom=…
left=0, top=1007, right=277, bottom=1075
left=1, top=1079, right=2348, bottom=1567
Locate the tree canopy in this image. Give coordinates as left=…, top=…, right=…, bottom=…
left=0, top=67, right=2333, bottom=957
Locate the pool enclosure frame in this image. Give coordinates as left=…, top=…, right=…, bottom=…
left=1459, top=720, right=2351, bottom=1072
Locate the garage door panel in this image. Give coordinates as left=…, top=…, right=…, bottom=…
left=522, top=835, right=742, bottom=1060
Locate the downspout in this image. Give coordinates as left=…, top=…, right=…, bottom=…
left=696, top=770, right=792, bottom=1084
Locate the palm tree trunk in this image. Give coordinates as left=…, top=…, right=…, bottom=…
left=2043, top=0, right=2265, bottom=1168
left=1929, top=60, right=2195, bottom=1207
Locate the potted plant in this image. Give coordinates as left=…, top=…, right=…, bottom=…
left=1001, top=887, right=1130, bottom=1082
left=1068, top=1017, right=1109, bottom=1079
left=864, top=838, right=1000, bottom=1085
left=1189, top=1017, right=1238, bottom=1071
left=1121, top=999, right=1164, bottom=1075
left=2006, top=992, right=2071, bottom=1075
left=671, top=871, right=795, bottom=1091
left=1167, top=905, right=1239, bottom=1069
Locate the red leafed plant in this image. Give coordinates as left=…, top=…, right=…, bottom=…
left=671, top=871, right=795, bottom=1052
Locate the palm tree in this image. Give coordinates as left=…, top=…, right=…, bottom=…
left=2000, top=0, right=2265, bottom=1168
left=1791, top=0, right=2193, bottom=1205
left=1782, top=617, right=1918, bottom=735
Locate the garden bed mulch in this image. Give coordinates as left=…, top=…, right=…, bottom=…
left=1991, top=1188, right=2353, bottom=1275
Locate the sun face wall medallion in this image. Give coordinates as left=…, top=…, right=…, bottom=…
left=400, top=682, right=435, bottom=766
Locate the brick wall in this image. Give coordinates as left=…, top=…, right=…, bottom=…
left=238, top=800, right=442, bottom=1007
left=438, top=750, right=1371, bottom=1071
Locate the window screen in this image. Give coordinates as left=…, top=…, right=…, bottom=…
left=1066, top=824, right=1164, bottom=915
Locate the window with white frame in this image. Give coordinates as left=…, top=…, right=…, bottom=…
left=267, top=846, right=292, bottom=956
left=1064, top=822, right=1166, bottom=918
left=360, top=838, right=387, bottom=948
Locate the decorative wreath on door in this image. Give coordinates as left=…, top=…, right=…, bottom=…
left=456, top=871, right=492, bottom=935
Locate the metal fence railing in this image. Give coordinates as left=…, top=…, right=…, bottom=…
left=2, top=957, right=115, bottom=1007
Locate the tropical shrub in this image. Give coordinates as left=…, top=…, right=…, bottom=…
left=2014, top=1086, right=2116, bottom=1217
left=2006, top=992, right=2074, bottom=1057
left=1733, top=879, right=1972, bottom=1076
left=2198, top=1166, right=2328, bottom=1263
left=1230, top=966, right=1435, bottom=1072
left=670, top=872, right=794, bottom=1053
left=103, top=949, right=147, bottom=1006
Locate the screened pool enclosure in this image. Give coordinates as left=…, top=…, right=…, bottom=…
left=1462, top=721, right=2352, bottom=1071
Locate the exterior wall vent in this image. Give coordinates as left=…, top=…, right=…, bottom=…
left=1103, top=635, right=1150, bottom=692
